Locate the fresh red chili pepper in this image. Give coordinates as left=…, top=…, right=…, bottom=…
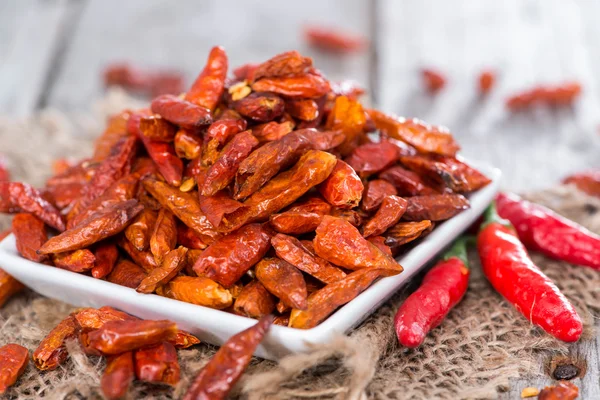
left=496, top=192, right=600, bottom=271
left=477, top=202, right=582, bottom=342
left=394, top=236, right=471, bottom=348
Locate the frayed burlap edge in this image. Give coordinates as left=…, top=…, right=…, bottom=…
left=0, top=91, right=598, bottom=399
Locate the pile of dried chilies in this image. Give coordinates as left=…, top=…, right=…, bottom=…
left=0, top=46, right=498, bottom=396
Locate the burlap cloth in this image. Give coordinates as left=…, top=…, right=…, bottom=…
left=0, top=90, right=599, bottom=400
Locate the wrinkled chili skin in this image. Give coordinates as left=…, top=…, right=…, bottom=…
left=174, top=129, right=203, bottom=160
left=185, top=46, right=228, bottom=111
left=150, top=208, right=177, bottom=265
left=361, top=179, right=398, bottom=212
left=318, top=160, right=364, bottom=209
left=142, top=178, right=221, bottom=245
left=134, top=342, right=180, bottom=385
left=141, top=139, right=183, bottom=187
left=38, top=200, right=144, bottom=254
left=251, top=121, right=295, bottom=142
left=269, top=196, right=331, bottom=235
left=232, top=92, right=285, bottom=122
left=255, top=257, right=308, bottom=310
left=101, top=351, right=135, bottom=400
left=125, top=209, right=157, bottom=252
left=198, top=191, right=246, bottom=230
left=193, top=223, right=271, bottom=288
left=0, top=343, right=29, bottom=394
left=379, top=166, right=438, bottom=196
left=138, top=115, right=177, bottom=142
left=226, top=150, right=337, bottom=230
left=86, top=319, right=178, bottom=355
left=33, top=316, right=79, bottom=371
left=182, top=316, right=272, bottom=400
left=202, top=131, right=259, bottom=196
left=290, top=268, right=385, bottom=329
left=538, top=381, right=579, bottom=400
left=233, top=280, right=276, bottom=318
left=395, top=239, right=470, bottom=348
left=314, top=216, right=403, bottom=273
left=107, top=260, right=148, bottom=289
left=252, top=50, right=313, bottom=82
left=362, top=195, right=408, bottom=237
left=0, top=182, right=65, bottom=231
left=53, top=249, right=96, bottom=273
left=368, top=110, right=459, bottom=157
left=271, top=233, right=346, bottom=284
left=477, top=206, right=582, bottom=342
left=137, top=246, right=187, bottom=294
left=12, top=213, right=48, bottom=262
left=496, top=192, right=600, bottom=271
left=384, top=220, right=433, bottom=250
left=326, top=95, right=366, bottom=156
left=166, top=276, right=233, bottom=309
left=403, top=194, right=470, bottom=221
left=286, top=98, right=319, bottom=121
left=251, top=74, right=331, bottom=99
left=177, top=223, right=207, bottom=250
left=345, top=141, right=400, bottom=178
left=151, top=95, right=213, bottom=129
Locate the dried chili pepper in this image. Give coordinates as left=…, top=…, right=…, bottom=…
left=134, top=342, right=180, bottom=385
left=101, top=351, right=135, bottom=400
left=12, top=213, right=48, bottom=262
left=198, top=191, right=246, bottom=230
left=233, top=63, right=259, bottom=81
left=384, top=220, right=433, bottom=250
left=400, top=155, right=491, bottom=193
left=137, top=246, right=188, bottom=293
left=345, top=140, right=399, bottom=177
left=107, top=260, right=148, bottom=288
left=477, top=203, right=582, bottom=342
left=403, top=194, right=470, bottom=221
left=379, top=165, right=438, bottom=196
left=202, top=131, right=259, bottom=196
left=233, top=280, right=276, bottom=318
left=52, top=249, right=96, bottom=273
left=0, top=268, right=24, bottom=308
left=290, top=268, right=385, bottom=329
left=225, top=150, right=337, bottom=230
left=182, top=315, right=272, bottom=400
left=362, top=195, right=407, bottom=237
left=361, top=179, right=398, bottom=212
left=73, top=307, right=137, bottom=331
left=496, top=192, right=600, bottom=271
left=151, top=95, right=213, bottom=129
left=176, top=223, right=207, bottom=250
left=193, top=223, right=271, bottom=288
left=538, top=380, right=579, bottom=400
left=0, top=182, right=65, bottom=231
left=251, top=121, right=295, bottom=143
left=326, top=95, right=366, bottom=155
left=314, top=216, right=403, bottom=273
left=421, top=68, right=446, bottom=93
left=251, top=73, right=331, bottom=99
left=506, top=81, right=581, bottom=110
left=0, top=343, right=28, bottom=394
left=304, top=26, right=366, bottom=54
left=285, top=98, right=319, bottom=121
left=39, top=199, right=143, bottom=254
left=252, top=50, right=312, bottom=82
left=232, top=92, right=285, bottom=122
left=203, top=113, right=248, bottom=165
left=125, top=209, right=157, bottom=252
left=103, top=63, right=184, bottom=96
left=318, top=160, right=364, bottom=209
left=166, top=276, right=232, bottom=309
left=185, top=46, right=228, bottom=112
left=85, top=319, right=177, bottom=355
left=395, top=237, right=471, bottom=347
left=271, top=233, right=347, bottom=284
left=367, top=236, right=392, bottom=255
left=563, top=169, right=600, bottom=198
left=368, top=110, right=459, bottom=156
left=150, top=208, right=177, bottom=265
left=255, top=257, right=307, bottom=310
left=478, top=70, right=495, bottom=95
left=269, top=195, right=331, bottom=235
left=33, top=316, right=79, bottom=370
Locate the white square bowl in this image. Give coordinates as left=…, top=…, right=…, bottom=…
left=0, top=163, right=500, bottom=361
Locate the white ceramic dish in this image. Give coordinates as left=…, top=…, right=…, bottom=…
left=0, top=163, right=500, bottom=361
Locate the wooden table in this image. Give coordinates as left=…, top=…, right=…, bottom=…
left=1, top=0, right=599, bottom=397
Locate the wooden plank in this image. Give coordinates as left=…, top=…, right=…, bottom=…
left=0, top=0, right=76, bottom=116
left=46, top=0, right=371, bottom=111
left=376, top=0, right=600, bottom=193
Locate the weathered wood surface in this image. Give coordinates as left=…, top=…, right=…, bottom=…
left=1, top=0, right=599, bottom=397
